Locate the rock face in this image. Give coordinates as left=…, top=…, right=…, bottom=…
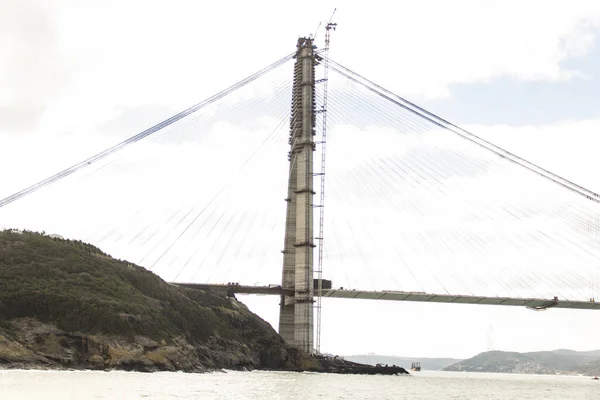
left=0, top=317, right=302, bottom=372
left=443, top=350, right=600, bottom=376
left=0, top=230, right=307, bottom=372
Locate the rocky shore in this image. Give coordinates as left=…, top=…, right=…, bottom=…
left=0, top=315, right=306, bottom=373
left=0, top=316, right=408, bottom=375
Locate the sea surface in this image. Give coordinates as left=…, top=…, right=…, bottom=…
left=0, top=369, right=598, bottom=399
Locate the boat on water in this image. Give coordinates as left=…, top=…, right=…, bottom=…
left=410, top=362, right=421, bottom=372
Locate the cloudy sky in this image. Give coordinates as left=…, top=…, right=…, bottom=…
left=2, top=0, right=600, bottom=359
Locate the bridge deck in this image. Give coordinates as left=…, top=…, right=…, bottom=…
left=172, top=283, right=600, bottom=310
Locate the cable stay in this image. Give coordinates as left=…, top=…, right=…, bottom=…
left=326, top=59, right=600, bottom=204
left=0, top=52, right=295, bottom=209
left=2, top=38, right=599, bottom=306
left=316, top=58, right=600, bottom=303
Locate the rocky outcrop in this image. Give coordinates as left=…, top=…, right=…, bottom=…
left=344, top=354, right=462, bottom=371
left=0, top=314, right=302, bottom=372
left=0, top=312, right=306, bottom=372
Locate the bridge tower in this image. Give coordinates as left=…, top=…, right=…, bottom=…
left=279, top=37, right=317, bottom=353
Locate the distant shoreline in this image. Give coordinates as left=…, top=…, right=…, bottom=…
left=346, top=349, right=600, bottom=377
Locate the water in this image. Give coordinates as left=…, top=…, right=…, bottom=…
left=0, top=370, right=598, bottom=399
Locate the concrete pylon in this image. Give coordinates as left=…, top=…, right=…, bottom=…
left=279, top=37, right=317, bottom=353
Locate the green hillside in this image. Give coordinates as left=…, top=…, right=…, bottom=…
left=444, top=350, right=600, bottom=376
left=0, top=229, right=303, bottom=372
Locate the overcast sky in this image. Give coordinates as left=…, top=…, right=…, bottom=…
left=2, top=0, right=600, bottom=359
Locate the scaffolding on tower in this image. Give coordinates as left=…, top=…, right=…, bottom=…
left=315, top=12, right=336, bottom=354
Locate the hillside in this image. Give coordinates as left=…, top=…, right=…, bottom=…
left=345, top=354, right=461, bottom=371
left=0, top=229, right=307, bottom=372
left=444, top=350, right=600, bottom=376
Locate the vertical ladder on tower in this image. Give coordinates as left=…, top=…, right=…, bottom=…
left=315, top=12, right=336, bottom=354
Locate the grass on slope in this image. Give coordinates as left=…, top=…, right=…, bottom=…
left=0, top=229, right=263, bottom=344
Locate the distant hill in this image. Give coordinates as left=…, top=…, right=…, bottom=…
left=345, top=354, right=462, bottom=371
left=444, top=350, right=600, bottom=376
left=551, top=349, right=600, bottom=358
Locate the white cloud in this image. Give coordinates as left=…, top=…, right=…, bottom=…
left=333, top=0, right=600, bottom=98
left=2, top=0, right=600, bottom=137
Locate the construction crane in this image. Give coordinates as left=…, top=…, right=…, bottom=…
left=315, top=9, right=336, bottom=354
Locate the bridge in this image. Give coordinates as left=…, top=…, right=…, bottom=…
left=2, top=32, right=600, bottom=355
left=175, top=283, right=600, bottom=311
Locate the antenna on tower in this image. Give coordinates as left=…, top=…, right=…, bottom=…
left=314, top=8, right=336, bottom=355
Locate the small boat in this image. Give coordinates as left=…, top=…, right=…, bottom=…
left=592, top=376, right=599, bottom=380
left=410, top=362, right=421, bottom=372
